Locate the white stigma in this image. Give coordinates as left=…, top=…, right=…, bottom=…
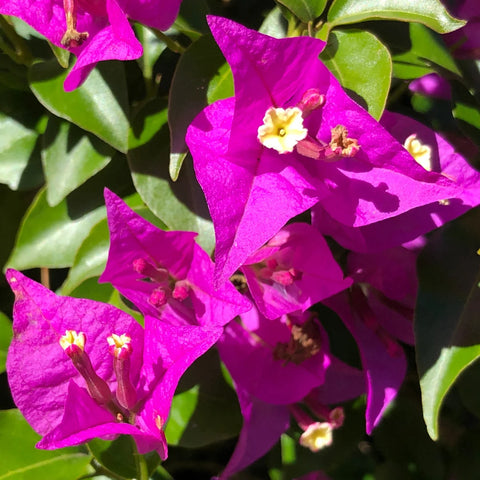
left=257, top=107, right=308, bottom=154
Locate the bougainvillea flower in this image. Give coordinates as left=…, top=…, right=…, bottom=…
left=241, top=223, right=351, bottom=319
left=6, top=269, right=220, bottom=457
left=99, top=189, right=251, bottom=329
left=323, top=289, right=407, bottom=434
left=0, top=0, right=182, bottom=91
left=313, top=111, right=480, bottom=253
left=216, top=306, right=364, bottom=479
left=218, top=308, right=331, bottom=405
left=409, top=73, right=452, bottom=100
left=186, top=16, right=463, bottom=285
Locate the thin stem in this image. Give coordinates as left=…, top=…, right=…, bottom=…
left=40, top=267, right=50, bottom=289
left=133, top=439, right=149, bottom=480
left=149, top=28, right=185, bottom=54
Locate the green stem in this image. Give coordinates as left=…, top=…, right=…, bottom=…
left=133, top=440, right=149, bottom=480
left=150, top=28, right=186, bottom=54
left=0, top=15, right=33, bottom=65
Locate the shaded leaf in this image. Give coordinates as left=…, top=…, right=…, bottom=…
left=165, top=349, right=242, bottom=448
left=29, top=60, right=129, bottom=152
left=452, top=81, right=480, bottom=148
left=393, top=23, right=460, bottom=80
left=6, top=188, right=105, bottom=270
left=0, top=409, right=91, bottom=480
left=0, top=311, right=12, bottom=374
left=0, top=113, right=42, bottom=190
left=89, top=436, right=159, bottom=479
left=416, top=208, right=480, bottom=439
left=327, top=0, right=465, bottom=34
left=168, top=34, right=233, bottom=180
left=42, top=116, right=113, bottom=206
left=276, top=0, right=328, bottom=23
left=320, top=29, right=392, bottom=119
left=128, top=98, right=215, bottom=253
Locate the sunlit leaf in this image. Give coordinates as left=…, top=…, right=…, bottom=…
left=320, top=29, right=392, bottom=119
left=276, top=0, right=328, bottom=23
left=327, top=0, right=465, bottom=34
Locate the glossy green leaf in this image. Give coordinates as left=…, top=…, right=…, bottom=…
left=48, top=42, right=70, bottom=68
left=0, top=311, right=12, bottom=374
left=165, top=349, right=242, bottom=448
left=320, top=29, right=392, bottom=119
left=168, top=34, right=233, bottom=180
left=29, top=60, right=129, bottom=152
left=0, top=113, right=42, bottom=190
left=0, top=409, right=91, bottom=480
left=128, top=98, right=215, bottom=253
left=6, top=188, right=105, bottom=270
left=89, top=436, right=160, bottom=479
left=276, top=0, right=327, bottom=22
left=393, top=23, right=460, bottom=79
left=327, top=0, right=465, bottom=34
left=42, top=116, right=113, bottom=206
left=416, top=208, right=480, bottom=440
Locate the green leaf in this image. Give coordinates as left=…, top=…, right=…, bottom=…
left=42, top=116, right=113, bottom=206
left=327, top=0, right=465, bottom=34
left=416, top=208, right=480, bottom=440
left=168, top=34, right=233, bottom=180
left=276, top=0, right=328, bottom=23
left=0, top=311, right=12, bottom=374
left=452, top=81, right=480, bottom=148
left=48, top=42, right=70, bottom=69
left=6, top=188, right=105, bottom=270
left=165, top=349, right=242, bottom=447
left=0, top=113, right=42, bottom=190
left=29, top=60, right=129, bottom=153
left=0, top=409, right=91, bottom=480
left=320, top=29, right=392, bottom=120
left=88, top=436, right=160, bottom=480
left=61, top=194, right=166, bottom=295
left=128, top=98, right=215, bottom=253
left=259, top=6, right=288, bottom=38
left=393, top=23, right=460, bottom=79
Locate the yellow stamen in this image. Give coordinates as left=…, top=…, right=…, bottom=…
left=299, top=422, right=333, bottom=452
left=404, top=134, right=432, bottom=171
left=257, top=107, right=308, bottom=153
left=59, top=330, right=86, bottom=351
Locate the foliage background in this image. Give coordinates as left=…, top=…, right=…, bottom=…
left=1, top=0, right=480, bottom=478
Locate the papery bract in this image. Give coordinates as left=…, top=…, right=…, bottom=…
left=0, top=0, right=182, bottom=90
left=99, top=189, right=251, bottom=330
left=186, top=16, right=463, bottom=285
left=6, top=269, right=220, bottom=459
left=313, top=111, right=480, bottom=253
left=242, top=223, right=351, bottom=319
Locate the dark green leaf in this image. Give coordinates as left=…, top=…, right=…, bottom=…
left=42, top=116, right=113, bottom=206
left=6, top=188, right=105, bottom=270
left=0, top=409, right=91, bottom=480
left=29, top=60, right=129, bottom=152
left=320, top=29, right=392, bottom=119
left=452, top=81, right=480, bottom=148
left=327, top=0, right=465, bottom=34
left=165, top=349, right=242, bottom=448
left=393, top=23, right=460, bottom=79
left=168, top=34, right=233, bottom=180
left=128, top=98, right=215, bottom=253
left=0, top=311, right=12, bottom=374
left=416, top=208, right=480, bottom=439
left=89, top=435, right=160, bottom=479
left=276, top=0, right=328, bottom=23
